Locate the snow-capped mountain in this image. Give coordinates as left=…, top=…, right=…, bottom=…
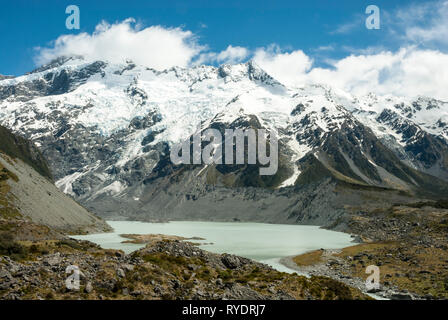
left=1, top=56, right=447, bottom=224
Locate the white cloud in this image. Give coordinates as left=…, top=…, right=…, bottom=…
left=33, top=17, right=448, bottom=100
left=330, top=20, right=361, bottom=35
left=330, top=1, right=448, bottom=49
left=314, top=45, right=335, bottom=52
left=197, top=45, right=249, bottom=65
left=36, top=19, right=248, bottom=68
left=402, top=1, right=448, bottom=46
left=306, top=48, right=448, bottom=100
left=252, top=45, right=448, bottom=100
left=253, top=45, right=313, bottom=86
left=35, top=18, right=204, bottom=70
left=216, top=45, right=249, bottom=63
left=380, top=0, right=448, bottom=49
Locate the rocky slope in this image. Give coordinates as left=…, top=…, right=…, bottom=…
left=290, top=201, right=448, bottom=299
left=0, top=236, right=369, bottom=300
left=0, top=123, right=370, bottom=301
left=0, top=56, right=447, bottom=224
left=0, top=125, right=110, bottom=234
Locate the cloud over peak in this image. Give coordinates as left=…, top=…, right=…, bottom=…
left=35, top=19, right=203, bottom=70
left=253, top=45, right=313, bottom=87
left=34, top=16, right=448, bottom=100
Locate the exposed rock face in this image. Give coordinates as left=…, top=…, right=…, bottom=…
left=376, top=108, right=448, bottom=181
left=0, top=125, right=52, bottom=180
left=0, top=59, right=106, bottom=102
left=1, top=57, right=448, bottom=224
left=0, top=75, right=14, bottom=81
left=0, top=125, right=110, bottom=234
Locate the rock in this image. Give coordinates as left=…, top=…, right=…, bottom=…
left=171, top=280, right=180, bottom=289
left=130, top=290, right=142, bottom=296
left=116, top=268, right=125, bottom=278
left=0, top=281, right=13, bottom=290
left=5, top=293, right=21, bottom=300
left=153, top=285, right=162, bottom=294
left=44, top=253, right=62, bottom=266
left=8, top=264, right=20, bottom=273
left=96, top=279, right=116, bottom=291
left=0, top=270, right=12, bottom=280
left=327, top=259, right=339, bottom=266
left=390, top=292, right=413, bottom=300
left=196, top=290, right=205, bottom=297
left=115, top=251, right=125, bottom=258
left=221, top=254, right=241, bottom=269
left=187, top=264, right=198, bottom=271
left=85, top=282, right=93, bottom=293
left=122, top=264, right=134, bottom=272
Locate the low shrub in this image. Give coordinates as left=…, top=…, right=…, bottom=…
left=0, top=232, right=29, bottom=260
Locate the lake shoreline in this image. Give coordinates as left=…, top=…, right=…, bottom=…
left=279, top=254, right=392, bottom=300
left=74, top=220, right=395, bottom=299
left=72, top=220, right=354, bottom=269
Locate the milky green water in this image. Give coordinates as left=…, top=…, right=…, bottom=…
left=72, top=220, right=355, bottom=273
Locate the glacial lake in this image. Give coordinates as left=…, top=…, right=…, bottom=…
left=72, top=221, right=355, bottom=273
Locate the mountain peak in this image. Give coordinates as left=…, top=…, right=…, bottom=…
left=216, top=60, right=283, bottom=87
left=28, top=55, right=85, bottom=74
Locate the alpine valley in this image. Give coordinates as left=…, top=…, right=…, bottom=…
left=2, top=55, right=448, bottom=299
left=0, top=56, right=447, bottom=227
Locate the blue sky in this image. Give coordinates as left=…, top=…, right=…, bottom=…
left=0, top=0, right=437, bottom=75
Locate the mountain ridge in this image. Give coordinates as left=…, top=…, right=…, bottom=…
left=1, top=56, right=447, bottom=225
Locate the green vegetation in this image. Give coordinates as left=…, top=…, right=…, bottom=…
left=0, top=232, right=29, bottom=260
left=406, top=200, right=448, bottom=209
left=56, top=239, right=86, bottom=251
left=335, top=242, right=448, bottom=299
left=293, top=202, right=448, bottom=299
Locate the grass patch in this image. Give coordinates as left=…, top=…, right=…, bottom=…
left=293, top=250, right=324, bottom=266
left=335, top=241, right=448, bottom=298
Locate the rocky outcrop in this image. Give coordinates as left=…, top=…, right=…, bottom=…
left=0, top=125, right=52, bottom=180
left=0, top=238, right=369, bottom=300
